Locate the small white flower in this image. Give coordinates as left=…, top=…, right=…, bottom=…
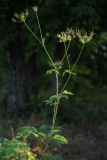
left=12, top=9, right=29, bottom=23
left=57, top=28, right=76, bottom=43
left=32, top=6, right=38, bottom=12
left=76, top=30, right=94, bottom=44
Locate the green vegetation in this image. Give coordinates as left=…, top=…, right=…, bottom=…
left=0, top=0, right=107, bottom=160
left=0, top=6, right=94, bottom=160
left=0, top=126, right=67, bottom=159
left=0, top=0, right=107, bottom=122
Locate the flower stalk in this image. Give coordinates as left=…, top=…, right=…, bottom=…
left=12, top=7, right=94, bottom=133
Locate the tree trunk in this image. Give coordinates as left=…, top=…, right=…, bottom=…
left=5, top=34, right=37, bottom=117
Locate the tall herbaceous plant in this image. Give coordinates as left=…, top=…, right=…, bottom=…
left=0, top=6, right=94, bottom=160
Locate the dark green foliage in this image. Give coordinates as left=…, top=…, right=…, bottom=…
left=16, top=125, right=68, bottom=147
left=16, top=126, right=38, bottom=141
left=0, top=138, right=35, bottom=160
left=0, top=126, right=67, bottom=160
left=45, top=90, right=73, bottom=106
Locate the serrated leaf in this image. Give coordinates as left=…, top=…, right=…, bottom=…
left=0, top=138, right=35, bottom=160
left=44, top=95, right=60, bottom=106
left=53, top=134, right=68, bottom=144
left=16, top=126, right=38, bottom=140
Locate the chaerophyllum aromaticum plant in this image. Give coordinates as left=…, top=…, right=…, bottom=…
left=0, top=6, right=94, bottom=160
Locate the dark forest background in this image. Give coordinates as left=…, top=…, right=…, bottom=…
left=0, top=1, right=107, bottom=159
left=0, top=0, right=107, bottom=122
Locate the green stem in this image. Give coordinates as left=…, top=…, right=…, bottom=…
left=52, top=103, right=58, bottom=129
left=71, top=44, right=84, bottom=71
left=24, top=21, right=42, bottom=44
left=24, top=22, right=56, bottom=70
left=10, top=125, right=15, bottom=138
left=52, top=73, right=59, bottom=129
left=24, top=14, right=60, bottom=129
left=64, top=42, right=70, bottom=70
left=35, top=11, right=44, bottom=44
left=44, top=73, right=59, bottom=152
left=61, top=41, right=71, bottom=64
left=61, top=44, right=85, bottom=93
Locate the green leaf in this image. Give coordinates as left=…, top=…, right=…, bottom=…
left=46, top=69, right=59, bottom=75
left=44, top=95, right=60, bottom=106
left=16, top=126, right=38, bottom=140
left=38, top=125, right=50, bottom=132
left=62, top=90, right=74, bottom=95
left=61, top=94, right=68, bottom=99
left=53, top=134, right=68, bottom=144
left=0, top=138, right=36, bottom=160
left=50, top=129, right=61, bottom=134
left=48, top=129, right=61, bottom=138
left=37, top=132, right=47, bottom=140
left=45, top=90, right=73, bottom=106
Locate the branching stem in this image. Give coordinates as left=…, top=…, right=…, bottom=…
left=24, top=22, right=56, bottom=70
left=61, top=44, right=85, bottom=93
left=64, top=42, right=70, bottom=70
left=35, top=11, right=43, bottom=43
left=61, top=41, right=71, bottom=65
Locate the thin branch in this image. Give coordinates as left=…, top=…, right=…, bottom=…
left=61, top=44, right=85, bottom=93
left=24, top=22, right=56, bottom=70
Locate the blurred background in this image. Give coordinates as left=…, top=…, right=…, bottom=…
left=0, top=0, right=107, bottom=159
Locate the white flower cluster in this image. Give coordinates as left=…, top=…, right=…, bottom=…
left=76, top=30, right=94, bottom=44
left=57, top=28, right=94, bottom=44
left=57, top=28, right=76, bottom=43
left=12, top=9, right=29, bottom=23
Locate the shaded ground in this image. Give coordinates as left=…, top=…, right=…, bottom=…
left=62, top=122, right=107, bottom=160
left=0, top=113, right=107, bottom=160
